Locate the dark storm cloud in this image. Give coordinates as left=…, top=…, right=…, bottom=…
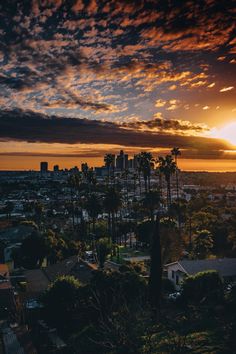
left=0, top=109, right=231, bottom=154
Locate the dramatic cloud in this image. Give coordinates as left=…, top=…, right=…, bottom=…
left=122, top=117, right=209, bottom=135
left=0, top=0, right=235, bottom=168
left=0, top=109, right=232, bottom=155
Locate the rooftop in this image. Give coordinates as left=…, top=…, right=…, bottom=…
left=166, top=258, right=236, bottom=278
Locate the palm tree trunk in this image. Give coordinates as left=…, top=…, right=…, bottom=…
left=108, top=167, right=110, bottom=185
left=149, top=214, right=162, bottom=320
left=176, top=169, right=179, bottom=202
left=126, top=176, right=128, bottom=202
left=133, top=177, right=136, bottom=195
left=112, top=165, right=115, bottom=184
left=108, top=212, right=111, bottom=241
left=92, top=217, right=95, bottom=235
left=111, top=211, right=115, bottom=243
left=144, top=176, right=147, bottom=194
left=138, top=171, right=142, bottom=195
left=167, top=178, right=171, bottom=211
left=189, top=216, right=192, bottom=251
left=159, top=173, right=163, bottom=198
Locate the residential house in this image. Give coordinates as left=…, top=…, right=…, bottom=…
left=0, top=264, right=15, bottom=317
left=165, top=258, right=236, bottom=290
left=23, top=256, right=94, bottom=299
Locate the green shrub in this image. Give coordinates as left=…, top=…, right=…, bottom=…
left=181, top=270, right=223, bottom=305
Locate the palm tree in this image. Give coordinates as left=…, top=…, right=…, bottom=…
left=137, top=163, right=142, bottom=195
left=87, top=169, right=97, bottom=193
left=67, top=174, right=82, bottom=229
left=157, top=155, right=176, bottom=211
left=137, top=152, right=154, bottom=193
left=149, top=214, right=162, bottom=318
left=155, top=169, right=163, bottom=199
left=142, top=190, right=161, bottom=223
left=104, top=154, right=115, bottom=185
left=132, top=172, right=138, bottom=195
left=171, top=147, right=181, bottom=201
left=103, top=188, right=122, bottom=243
left=85, top=194, right=101, bottom=235
left=121, top=168, right=130, bottom=203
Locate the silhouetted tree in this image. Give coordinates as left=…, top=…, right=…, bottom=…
left=137, top=152, right=154, bottom=193
left=157, top=155, right=176, bottom=211
left=104, top=188, right=122, bottom=243
left=104, top=153, right=115, bottom=184
left=149, top=215, right=162, bottom=319
left=96, top=238, right=111, bottom=268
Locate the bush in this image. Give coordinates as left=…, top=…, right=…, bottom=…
left=162, top=277, right=175, bottom=293
left=181, top=270, right=224, bottom=305
left=42, top=275, right=82, bottom=330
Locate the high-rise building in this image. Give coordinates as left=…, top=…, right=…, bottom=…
left=40, top=161, right=48, bottom=173
left=116, top=150, right=128, bottom=170
left=53, top=165, right=59, bottom=172
left=133, top=154, right=138, bottom=169
left=127, top=155, right=139, bottom=170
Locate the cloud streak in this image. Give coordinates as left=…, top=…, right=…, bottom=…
left=0, top=109, right=232, bottom=155
left=0, top=0, right=235, bottom=168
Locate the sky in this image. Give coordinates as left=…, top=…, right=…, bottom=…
left=0, top=0, right=236, bottom=171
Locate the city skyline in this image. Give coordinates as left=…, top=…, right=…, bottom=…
left=0, top=0, right=236, bottom=171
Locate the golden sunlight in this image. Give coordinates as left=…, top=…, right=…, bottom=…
left=218, top=122, right=236, bottom=146
left=210, top=121, right=236, bottom=147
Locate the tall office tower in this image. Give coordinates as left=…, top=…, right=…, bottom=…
left=124, top=153, right=129, bottom=169
left=133, top=154, right=138, bottom=169
left=40, top=161, right=48, bottom=173
left=116, top=150, right=123, bottom=170
left=128, top=159, right=133, bottom=169
left=116, top=150, right=129, bottom=170
left=53, top=165, right=59, bottom=172
left=111, top=154, right=116, bottom=168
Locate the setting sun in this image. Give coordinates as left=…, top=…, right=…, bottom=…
left=218, top=122, right=236, bottom=146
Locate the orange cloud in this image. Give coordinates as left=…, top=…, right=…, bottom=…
left=219, top=86, right=234, bottom=92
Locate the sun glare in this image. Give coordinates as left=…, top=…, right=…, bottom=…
left=218, top=122, right=236, bottom=146
left=210, top=121, right=236, bottom=146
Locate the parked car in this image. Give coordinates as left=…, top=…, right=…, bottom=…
left=168, top=291, right=182, bottom=302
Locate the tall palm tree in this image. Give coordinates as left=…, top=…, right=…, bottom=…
left=103, top=188, right=122, bottom=243
left=85, top=194, right=102, bottom=236
left=137, top=152, right=154, bottom=193
left=67, top=173, right=82, bottom=229
left=171, top=147, right=181, bottom=201
left=87, top=169, right=97, bottom=193
left=149, top=214, right=162, bottom=318
left=121, top=168, right=130, bottom=203
left=171, top=147, right=181, bottom=164
left=157, top=155, right=176, bottom=211
left=132, top=172, right=138, bottom=195
left=104, top=154, right=115, bottom=185
left=142, top=190, right=161, bottom=223
left=137, top=163, right=142, bottom=195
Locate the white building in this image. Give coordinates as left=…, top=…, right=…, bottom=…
left=165, top=258, right=236, bottom=290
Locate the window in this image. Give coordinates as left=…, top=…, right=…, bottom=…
left=172, top=270, right=175, bottom=279
left=176, top=275, right=179, bottom=285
